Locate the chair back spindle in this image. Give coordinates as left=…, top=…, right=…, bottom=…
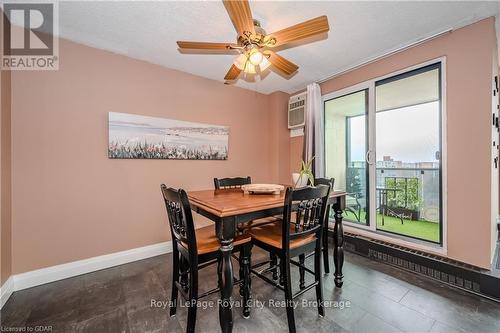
left=282, top=185, right=331, bottom=249
left=214, top=176, right=251, bottom=189
left=160, top=184, right=197, bottom=257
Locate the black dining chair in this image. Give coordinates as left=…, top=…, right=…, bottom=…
left=274, top=178, right=335, bottom=286
left=249, top=185, right=331, bottom=333
left=213, top=176, right=252, bottom=189
left=307, top=178, right=335, bottom=274
left=214, top=176, right=282, bottom=283
left=214, top=176, right=281, bottom=231
left=161, top=184, right=253, bottom=333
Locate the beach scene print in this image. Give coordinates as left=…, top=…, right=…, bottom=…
left=108, top=112, right=229, bottom=160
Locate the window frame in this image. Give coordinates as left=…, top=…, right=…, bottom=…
left=322, top=57, right=447, bottom=255
left=374, top=62, right=443, bottom=245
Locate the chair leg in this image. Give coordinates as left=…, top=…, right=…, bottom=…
left=247, top=245, right=253, bottom=296
left=323, top=229, right=330, bottom=274
left=187, top=265, right=198, bottom=333
left=282, top=255, right=296, bottom=333
left=170, top=247, right=180, bottom=317
left=270, top=253, right=278, bottom=281
left=242, top=244, right=252, bottom=318
left=187, top=302, right=198, bottom=333
left=323, top=206, right=331, bottom=274
left=279, top=258, right=284, bottom=286
left=239, top=248, right=244, bottom=296
left=298, top=254, right=305, bottom=290
left=314, top=240, right=325, bottom=317
left=180, top=256, right=189, bottom=293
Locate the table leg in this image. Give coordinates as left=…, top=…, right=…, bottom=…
left=323, top=205, right=331, bottom=274
left=217, top=219, right=235, bottom=333
left=333, top=202, right=344, bottom=288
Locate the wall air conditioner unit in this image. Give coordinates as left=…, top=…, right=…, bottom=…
left=288, top=92, right=307, bottom=129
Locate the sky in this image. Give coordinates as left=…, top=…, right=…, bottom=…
left=349, top=101, right=440, bottom=163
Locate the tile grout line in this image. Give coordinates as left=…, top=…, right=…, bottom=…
left=345, top=280, right=437, bottom=332
left=343, top=310, right=369, bottom=333
left=426, top=318, right=438, bottom=333
left=348, top=254, right=500, bottom=332
left=397, top=289, right=475, bottom=333
left=397, top=289, right=410, bottom=303
left=348, top=255, right=497, bottom=329
left=361, top=311, right=405, bottom=333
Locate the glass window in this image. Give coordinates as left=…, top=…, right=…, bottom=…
left=375, top=64, right=442, bottom=243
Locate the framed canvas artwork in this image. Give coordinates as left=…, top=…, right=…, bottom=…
left=108, top=112, right=229, bottom=160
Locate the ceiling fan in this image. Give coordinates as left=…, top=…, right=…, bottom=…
left=176, top=0, right=330, bottom=83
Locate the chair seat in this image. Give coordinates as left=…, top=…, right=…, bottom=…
left=248, top=223, right=316, bottom=250
left=182, top=225, right=251, bottom=255
left=237, top=216, right=281, bottom=231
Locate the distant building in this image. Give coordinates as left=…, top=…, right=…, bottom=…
left=345, top=155, right=440, bottom=222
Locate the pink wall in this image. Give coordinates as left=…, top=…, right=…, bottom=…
left=268, top=91, right=291, bottom=184
left=1, top=68, right=12, bottom=285
left=290, top=18, right=497, bottom=268
left=0, top=11, right=13, bottom=286
left=10, top=37, right=288, bottom=274
left=290, top=136, right=303, bottom=175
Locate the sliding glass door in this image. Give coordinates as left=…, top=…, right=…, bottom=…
left=325, top=90, right=370, bottom=225
left=375, top=64, right=442, bottom=243
left=324, top=62, right=443, bottom=245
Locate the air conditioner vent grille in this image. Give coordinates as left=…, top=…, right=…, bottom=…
left=289, top=108, right=305, bottom=127
left=288, top=92, right=306, bottom=129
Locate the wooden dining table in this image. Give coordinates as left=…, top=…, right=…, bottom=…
left=188, top=187, right=347, bottom=333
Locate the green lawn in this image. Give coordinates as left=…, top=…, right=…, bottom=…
left=342, top=210, right=440, bottom=243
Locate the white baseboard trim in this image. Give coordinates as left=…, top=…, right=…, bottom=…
left=0, top=276, right=14, bottom=309
left=0, top=241, right=172, bottom=309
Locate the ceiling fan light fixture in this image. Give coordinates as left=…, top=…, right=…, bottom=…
left=244, top=62, right=256, bottom=74
left=177, top=1, right=329, bottom=82
left=233, top=53, right=248, bottom=70
left=248, top=49, right=264, bottom=66
left=258, top=56, right=271, bottom=71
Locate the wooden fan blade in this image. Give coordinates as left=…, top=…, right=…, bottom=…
left=177, top=41, right=237, bottom=50
left=223, top=0, right=255, bottom=37
left=265, top=51, right=298, bottom=75
left=224, top=64, right=242, bottom=81
left=265, top=15, right=329, bottom=47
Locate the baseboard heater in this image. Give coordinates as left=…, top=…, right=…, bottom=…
left=329, top=231, right=500, bottom=302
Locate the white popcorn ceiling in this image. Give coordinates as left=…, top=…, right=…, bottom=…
left=53, top=1, right=500, bottom=94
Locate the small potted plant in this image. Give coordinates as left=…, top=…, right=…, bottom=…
left=292, top=157, right=315, bottom=188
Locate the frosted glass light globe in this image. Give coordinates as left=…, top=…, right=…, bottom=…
left=233, top=54, right=247, bottom=70
left=248, top=50, right=264, bottom=66
left=244, top=62, right=256, bottom=74
left=259, top=56, right=271, bottom=71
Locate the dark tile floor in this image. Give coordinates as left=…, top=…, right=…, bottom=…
left=1, top=245, right=500, bottom=333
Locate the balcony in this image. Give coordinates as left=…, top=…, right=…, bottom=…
left=342, top=166, right=440, bottom=243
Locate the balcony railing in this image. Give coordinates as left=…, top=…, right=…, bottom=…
left=346, top=166, right=440, bottom=223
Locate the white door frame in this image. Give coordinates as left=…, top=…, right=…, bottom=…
left=323, top=81, right=375, bottom=234
left=322, top=57, right=447, bottom=255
